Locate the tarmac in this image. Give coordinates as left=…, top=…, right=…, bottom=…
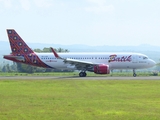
left=0, top=76, right=159, bottom=80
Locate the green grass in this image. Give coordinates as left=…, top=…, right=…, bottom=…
left=0, top=79, right=160, bottom=120
left=0, top=71, right=158, bottom=77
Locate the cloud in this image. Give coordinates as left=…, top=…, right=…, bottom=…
left=19, top=0, right=30, bottom=10
left=0, top=0, right=12, bottom=8
left=87, top=0, right=106, bottom=5
left=34, top=0, right=52, bottom=8
left=85, top=5, right=115, bottom=14
left=0, top=0, right=53, bottom=11
left=0, top=0, right=30, bottom=10
left=85, top=0, right=115, bottom=14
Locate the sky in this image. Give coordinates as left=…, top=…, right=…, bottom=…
left=0, top=0, right=160, bottom=46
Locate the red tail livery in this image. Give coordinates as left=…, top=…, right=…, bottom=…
left=4, top=29, right=51, bottom=68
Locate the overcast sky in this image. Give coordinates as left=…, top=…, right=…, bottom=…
left=0, top=0, right=160, bottom=46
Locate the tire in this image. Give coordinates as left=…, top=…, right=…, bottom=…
left=133, top=73, right=137, bottom=77
left=79, top=72, right=87, bottom=77
left=79, top=72, right=84, bottom=77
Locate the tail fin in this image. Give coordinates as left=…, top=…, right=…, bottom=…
left=4, top=29, right=51, bottom=68
left=6, top=29, right=34, bottom=56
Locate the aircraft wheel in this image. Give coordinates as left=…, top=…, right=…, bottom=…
left=79, top=72, right=84, bottom=77
left=83, top=72, right=87, bottom=77
left=133, top=73, right=137, bottom=77
left=79, top=72, right=87, bottom=77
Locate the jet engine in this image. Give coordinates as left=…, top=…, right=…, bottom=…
left=94, top=64, right=110, bottom=74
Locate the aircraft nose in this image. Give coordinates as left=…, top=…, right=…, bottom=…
left=149, top=59, right=156, bottom=67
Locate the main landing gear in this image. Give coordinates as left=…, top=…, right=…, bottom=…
left=133, top=69, right=137, bottom=77
left=79, top=71, right=87, bottom=77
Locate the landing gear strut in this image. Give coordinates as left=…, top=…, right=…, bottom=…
left=133, top=69, right=137, bottom=77
left=79, top=71, right=87, bottom=77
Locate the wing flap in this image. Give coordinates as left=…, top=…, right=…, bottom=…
left=64, top=58, right=93, bottom=65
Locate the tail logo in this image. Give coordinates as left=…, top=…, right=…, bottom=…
left=4, top=29, right=52, bottom=68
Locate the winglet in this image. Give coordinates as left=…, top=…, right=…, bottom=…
left=50, top=47, right=62, bottom=59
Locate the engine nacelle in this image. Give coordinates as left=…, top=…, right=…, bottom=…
left=94, top=64, right=110, bottom=74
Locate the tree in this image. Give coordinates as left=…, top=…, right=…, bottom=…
left=34, top=48, right=42, bottom=53
left=16, top=62, right=35, bottom=73
left=33, top=47, right=69, bottom=53
left=43, top=47, right=51, bottom=52
left=57, top=48, right=69, bottom=53
left=2, top=65, right=8, bottom=72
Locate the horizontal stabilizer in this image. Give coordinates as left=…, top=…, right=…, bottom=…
left=4, top=55, right=25, bottom=61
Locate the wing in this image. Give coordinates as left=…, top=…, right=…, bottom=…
left=50, top=47, right=96, bottom=70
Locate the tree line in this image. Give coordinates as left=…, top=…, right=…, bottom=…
left=34, top=47, right=69, bottom=53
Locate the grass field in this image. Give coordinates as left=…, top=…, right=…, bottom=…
left=0, top=79, right=160, bottom=120
left=0, top=71, right=158, bottom=77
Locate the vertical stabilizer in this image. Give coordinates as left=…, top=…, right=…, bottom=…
left=6, top=29, right=34, bottom=56
left=4, top=29, right=51, bottom=68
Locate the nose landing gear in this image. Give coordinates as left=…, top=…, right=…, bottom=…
left=133, top=69, right=137, bottom=77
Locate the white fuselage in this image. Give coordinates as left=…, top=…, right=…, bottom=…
left=36, top=52, right=156, bottom=70
left=4, top=29, right=156, bottom=77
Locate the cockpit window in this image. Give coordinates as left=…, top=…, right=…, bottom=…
left=143, top=57, right=148, bottom=59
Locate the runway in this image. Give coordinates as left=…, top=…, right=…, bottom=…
left=0, top=76, right=159, bottom=80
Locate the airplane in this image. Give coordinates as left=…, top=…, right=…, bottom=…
left=3, top=29, right=156, bottom=77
